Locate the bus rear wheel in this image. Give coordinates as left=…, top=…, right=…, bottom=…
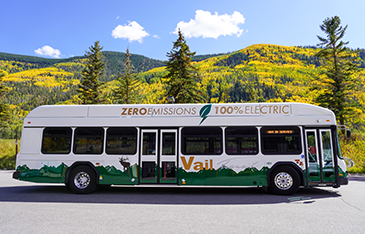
left=269, top=166, right=300, bottom=195
left=68, top=166, right=97, bottom=194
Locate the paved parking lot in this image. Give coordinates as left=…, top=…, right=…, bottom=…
left=1, top=170, right=364, bottom=233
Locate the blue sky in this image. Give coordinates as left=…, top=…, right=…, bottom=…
left=1, top=0, right=364, bottom=60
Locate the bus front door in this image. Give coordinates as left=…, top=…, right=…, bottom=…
left=140, top=129, right=178, bottom=184
left=305, top=129, right=336, bottom=185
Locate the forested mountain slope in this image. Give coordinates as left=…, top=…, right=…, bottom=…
left=138, top=44, right=364, bottom=104
left=0, top=51, right=166, bottom=79
left=1, top=44, right=365, bottom=138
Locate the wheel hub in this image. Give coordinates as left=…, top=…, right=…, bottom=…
left=274, top=172, right=293, bottom=190
left=74, top=172, right=90, bottom=189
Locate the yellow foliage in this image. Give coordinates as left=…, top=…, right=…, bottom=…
left=55, top=62, right=85, bottom=68
left=139, top=81, right=165, bottom=104
left=3, top=67, right=75, bottom=87
left=143, top=66, right=166, bottom=74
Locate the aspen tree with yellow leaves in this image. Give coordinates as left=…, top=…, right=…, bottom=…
left=0, top=70, right=10, bottom=128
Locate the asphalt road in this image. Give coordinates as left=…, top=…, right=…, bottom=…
left=1, top=170, right=364, bottom=233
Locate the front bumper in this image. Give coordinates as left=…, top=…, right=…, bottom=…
left=339, top=176, right=349, bottom=185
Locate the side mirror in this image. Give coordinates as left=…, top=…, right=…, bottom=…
left=338, top=125, right=351, bottom=138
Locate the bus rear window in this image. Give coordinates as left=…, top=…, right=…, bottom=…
left=106, top=127, right=137, bottom=155
left=182, top=127, right=222, bottom=155
left=226, top=127, right=258, bottom=155
left=74, top=127, right=104, bottom=154
left=261, top=127, right=301, bottom=154
left=42, top=127, right=72, bottom=154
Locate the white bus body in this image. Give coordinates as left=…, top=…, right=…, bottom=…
left=13, top=103, right=348, bottom=194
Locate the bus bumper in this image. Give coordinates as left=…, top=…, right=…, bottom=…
left=13, top=171, right=19, bottom=180
left=339, top=177, right=349, bottom=185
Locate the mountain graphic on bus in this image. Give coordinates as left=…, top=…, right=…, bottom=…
left=97, top=164, right=138, bottom=185
left=17, top=163, right=67, bottom=183
left=178, top=166, right=270, bottom=186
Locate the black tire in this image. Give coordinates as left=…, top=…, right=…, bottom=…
left=268, top=166, right=300, bottom=195
left=68, top=166, right=98, bottom=194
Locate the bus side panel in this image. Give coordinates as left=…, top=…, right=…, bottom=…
left=97, top=128, right=140, bottom=185
left=97, top=156, right=139, bottom=185
left=178, top=156, right=268, bottom=186
left=16, top=128, right=66, bottom=183
left=19, top=128, right=42, bottom=156
left=17, top=160, right=67, bottom=183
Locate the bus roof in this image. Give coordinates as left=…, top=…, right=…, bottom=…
left=24, top=103, right=336, bottom=127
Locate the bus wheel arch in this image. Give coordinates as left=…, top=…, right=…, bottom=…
left=65, top=162, right=99, bottom=194
left=267, top=163, right=303, bottom=195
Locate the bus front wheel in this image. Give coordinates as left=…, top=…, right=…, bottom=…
left=68, top=166, right=98, bottom=194
left=269, top=166, right=300, bottom=195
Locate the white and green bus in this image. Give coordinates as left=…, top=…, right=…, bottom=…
left=13, top=102, right=349, bottom=195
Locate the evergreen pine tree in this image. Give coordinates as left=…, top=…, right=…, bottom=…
left=0, top=70, right=10, bottom=128
left=313, top=16, right=359, bottom=128
left=77, top=41, right=105, bottom=104
left=163, top=29, right=205, bottom=103
left=114, top=48, right=140, bottom=104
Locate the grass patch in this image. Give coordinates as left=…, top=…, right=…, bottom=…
left=0, top=139, right=17, bottom=169
left=340, top=131, right=365, bottom=174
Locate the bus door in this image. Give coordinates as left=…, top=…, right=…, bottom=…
left=140, top=129, right=178, bottom=184
left=305, top=129, right=336, bottom=184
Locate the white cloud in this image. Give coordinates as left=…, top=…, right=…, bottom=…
left=153, top=35, right=160, bottom=39
left=111, top=21, right=150, bottom=43
left=174, top=10, right=245, bottom=39
left=116, top=16, right=120, bottom=20
left=34, top=45, right=61, bottom=58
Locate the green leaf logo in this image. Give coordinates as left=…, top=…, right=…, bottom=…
left=199, top=104, right=212, bottom=125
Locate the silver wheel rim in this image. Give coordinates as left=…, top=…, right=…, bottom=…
left=274, top=172, right=293, bottom=190
left=74, top=171, right=90, bottom=189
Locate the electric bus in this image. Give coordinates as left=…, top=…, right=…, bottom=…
left=12, top=102, right=349, bottom=195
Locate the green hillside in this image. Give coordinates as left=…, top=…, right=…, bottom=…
left=0, top=45, right=364, bottom=120
left=0, top=51, right=166, bottom=79
left=1, top=43, right=365, bottom=171
left=139, top=44, right=365, bottom=104
left=2, top=44, right=365, bottom=123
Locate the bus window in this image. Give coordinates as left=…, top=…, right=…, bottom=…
left=142, top=132, right=156, bottom=155
left=321, top=131, right=333, bottom=163
left=182, top=127, right=222, bottom=155
left=162, top=132, right=175, bottom=155
left=261, top=127, right=301, bottom=154
left=41, top=127, right=72, bottom=154
left=226, top=127, right=258, bottom=155
left=106, top=127, right=137, bottom=155
left=74, top=127, right=104, bottom=154
left=306, top=131, right=317, bottom=163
